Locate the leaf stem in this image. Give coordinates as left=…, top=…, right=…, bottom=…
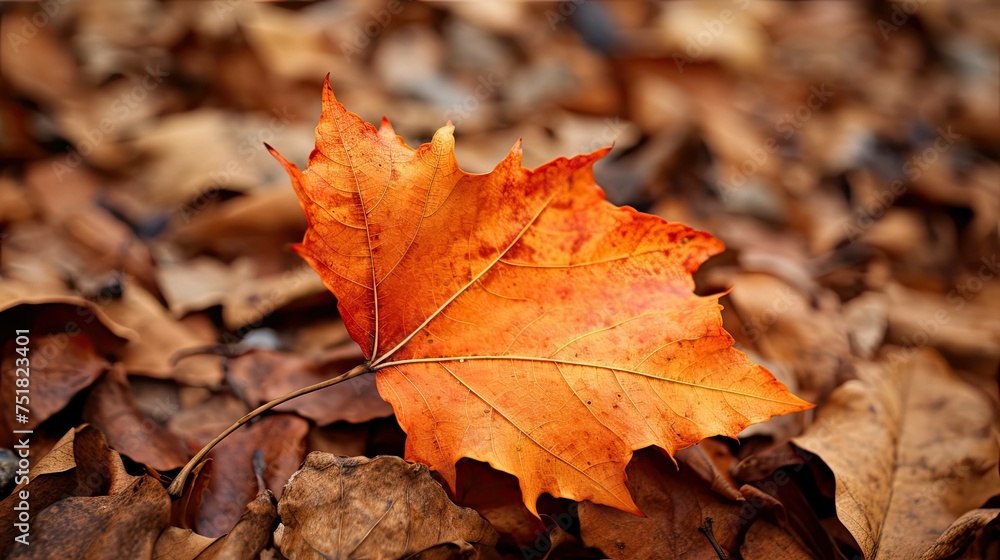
left=167, top=362, right=371, bottom=498
left=699, top=517, right=729, bottom=560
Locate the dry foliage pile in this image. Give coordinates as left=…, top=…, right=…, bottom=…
left=1, top=1, right=998, bottom=559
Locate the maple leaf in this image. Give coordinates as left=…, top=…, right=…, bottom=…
left=268, top=76, right=812, bottom=514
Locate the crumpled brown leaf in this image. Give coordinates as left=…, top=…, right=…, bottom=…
left=793, top=347, right=1000, bottom=558
left=276, top=454, right=498, bottom=560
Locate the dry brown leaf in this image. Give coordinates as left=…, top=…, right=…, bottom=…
left=168, top=187, right=306, bottom=259
left=220, top=264, right=328, bottom=330
left=196, top=414, right=307, bottom=538
left=82, top=365, right=189, bottom=471
left=728, top=272, right=854, bottom=403
left=155, top=256, right=245, bottom=317
left=884, top=281, right=1000, bottom=359
left=275, top=454, right=498, bottom=560
left=793, top=348, right=1000, bottom=559
left=0, top=426, right=167, bottom=557
left=578, top=448, right=747, bottom=559
left=155, top=486, right=278, bottom=560
left=8, top=474, right=169, bottom=559
left=100, top=278, right=224, bottom=386
left=453, top=459, right=544, bottom=548
left=226, top=348, right=393, bottom=425
left=1, top=333, right=108, bottom=431
left=919, top=508, right=1000, bottom=560
left=24, top=163, right=155, bottom=287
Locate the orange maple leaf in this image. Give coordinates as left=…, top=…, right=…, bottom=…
left=269, top=77, right=812, bottom=515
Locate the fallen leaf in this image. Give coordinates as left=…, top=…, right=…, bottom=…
left=578, top=448, right=747, bottom=559
left=675, top=439, right=743, bottom=501
left=884, top=282, right=1000, bottom=359
left=0, top=425, right=169, bottom=558
left=8, top=473, right=169, bottom=559
left=168, top=392, right=249, bottom=450
left=155, top=256, right=244, bottom=317
left=82, top=365, right=189, bottom=471
left=792, top=348, right=1000, bottom=559
left=0, top=333, right=108, bottom=431
left=275, top=453, right=498, bottom=560
left=196, top=414, right=308, bottom=538
left=727, top=272, right=854, bottom=403
left=919, top=508, right=1000, bottom=560
left=453, top=459, right=545, bottom=548
left=220, top=264, right=329, bottom=329
left=270, top=78, right=811, bottom=514
left=154, top=485, right=278, bottom=560
left=100, top=277, right=224, bottom=386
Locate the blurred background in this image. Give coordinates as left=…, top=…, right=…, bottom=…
left=1, top=0, right=998, bottom=555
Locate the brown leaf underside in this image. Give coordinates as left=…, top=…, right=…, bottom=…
left=270, top=76, right=811, bottom=514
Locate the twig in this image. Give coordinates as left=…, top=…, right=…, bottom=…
left=167, top=362, right=370, bottom=498
left=699, top=517, right=729, bottom=560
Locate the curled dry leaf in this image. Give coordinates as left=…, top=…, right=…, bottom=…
left=270, top=77, right=811, bottom=514
left=276, top=453, right=498, bottom=560
left=792, top=348, right=1000, bottom=559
